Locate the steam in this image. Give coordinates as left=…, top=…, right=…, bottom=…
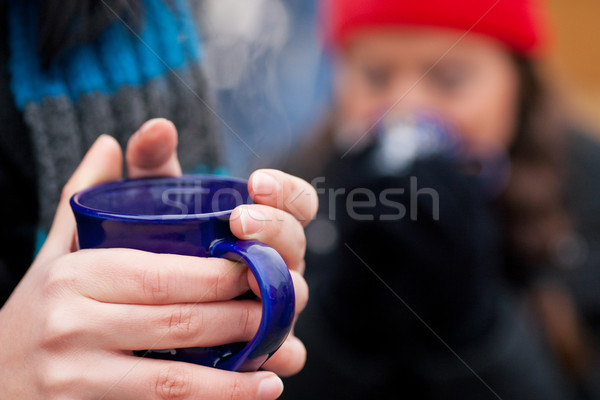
left=200, top=0, right=290, bottom=90
left=198, top=0, right=329, bottom=174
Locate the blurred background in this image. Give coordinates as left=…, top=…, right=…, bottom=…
left=548, top=0, right=600, bottom=133
left=198, top=0, right=332, bottom=176
left=197, top=0, right=600, bottom=177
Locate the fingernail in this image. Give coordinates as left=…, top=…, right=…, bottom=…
left=252, top=172, right=280, bottom=197
left=240, top=207, right=266, bottom=236
left=133, top=118, right=167, bottom=141
left=92, top=134, right=112, bottom=148
left=95, top=133, right=111, bottom=141
left=258, top=375, right=284, bottom=400
left=142, top=118, right=163, bottom=134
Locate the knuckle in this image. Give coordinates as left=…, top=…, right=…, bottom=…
left=60, top=181, right=77, bottom=204
left=294, top=259, right=306, bottom=275
left=142, top=265, right=171, bottom=303
left=285, top=190, right=305, bottom=216
left=211, top=260, right=246, bottom=300
left=155, top=365, right=193, bottom=400
left=212, top=274, right=221, bottom=300
left=288, top=177, right=318, bottom=222
left=282, top=216, right=306, bottom=265
left=268, top=210, right=286, bottom=236
left=285, top=339, right=307, bottom=376
left=277, top=210, right=305, bottom=251
left=229, top=376, right=245, bottom=400
left=239, top=306, right=252, bottom=336
left=43, top=256, right=77, bottom=297
left=237, top=303, right=260, bottom=338
left=36, top=358, right=78, bottom=397
left=212, top=263, right=227, bottom=299
left=162, top=305, right=203, bottom=342
left=266, top=337, right=306, bottom=377
left=40, top=307, right=81, bottom=351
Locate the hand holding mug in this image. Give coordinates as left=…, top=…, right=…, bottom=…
left=71, top=174, right=297, bottom=372
left=0, top=119, right=315, bottom=399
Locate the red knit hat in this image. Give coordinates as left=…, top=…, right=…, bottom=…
left=324, top=0, right=549, bottom=56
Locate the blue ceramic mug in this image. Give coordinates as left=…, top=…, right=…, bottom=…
left=70, top=175, right=295, bottom=372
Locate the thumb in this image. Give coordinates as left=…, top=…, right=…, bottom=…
left=35, top=135, right=123, bottom=264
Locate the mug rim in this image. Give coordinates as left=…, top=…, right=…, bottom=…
left=70, top=174, right=249, bottom=222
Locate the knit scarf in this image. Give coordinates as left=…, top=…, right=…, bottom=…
left=7, top=0, right=223, bottom=232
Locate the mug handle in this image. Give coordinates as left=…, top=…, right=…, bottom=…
left=209, top=238, right=295, bottom=372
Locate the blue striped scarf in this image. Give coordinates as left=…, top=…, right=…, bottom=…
left=7, top=0, right=223, bottom=231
